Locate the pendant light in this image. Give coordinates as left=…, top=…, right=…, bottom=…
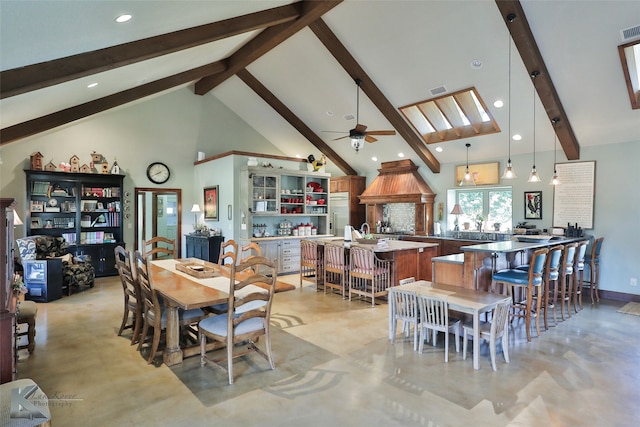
left=528, top=71, right=542, bottom=183
left=549, top=117, right=561, bottom=185
left=502, top=13, right=517, bottom=179
left=459, top=143, right=476, bottom=186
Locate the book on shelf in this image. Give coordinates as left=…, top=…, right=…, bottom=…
left=80, top=231, right=105, bottom=244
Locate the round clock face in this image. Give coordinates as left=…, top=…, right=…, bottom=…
left=146, top=162, right=170, bottom=184
left=48, top=198, right=57, bottom=207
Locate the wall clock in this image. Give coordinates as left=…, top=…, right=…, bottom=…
left=146, top=162, right=170, bottom=184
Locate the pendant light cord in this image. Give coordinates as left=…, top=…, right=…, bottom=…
left=507, top=15, right=514, bottom=164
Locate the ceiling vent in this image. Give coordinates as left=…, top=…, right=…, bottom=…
left=344, top=114, right=355, bottom=121
left=621, top=24, right=640, bottom=42
left=430, top=85, right=447, bottom=96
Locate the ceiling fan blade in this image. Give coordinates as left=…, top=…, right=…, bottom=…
left=364, top=130, right=396, bottom=136
left=365, top=135, right=378, bottom=143
left=332, top=135, right=350, bottom=141
left=322, top=130, right=347, bottom=134
left=354, top=124, right=368, bottom=133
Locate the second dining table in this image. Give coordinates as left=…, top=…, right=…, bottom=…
left=389, top=280, right=511, bottom=370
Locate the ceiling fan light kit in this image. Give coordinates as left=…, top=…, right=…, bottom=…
left=328, top=78, right=396, bottom=152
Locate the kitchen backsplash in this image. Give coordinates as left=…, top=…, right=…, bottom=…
left=383, top=203, right=415, bottom=233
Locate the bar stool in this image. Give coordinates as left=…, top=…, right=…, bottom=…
left=572, top=240, right=589, bottom=312
left=555, top=242, right=577, bottom=321
left=324, top=242, right=348, bottom=298
left=300, top=240, right=323, bottom=291
left=492, top=247, right=548, bottom=342
left=16, top=300, right=38, bottom=353
left=584, top=237, right=604, bottom=303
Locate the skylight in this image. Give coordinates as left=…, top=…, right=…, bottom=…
left=399, top=87, right=500, bottom=144
left=619, top=40, right=640, bottom=109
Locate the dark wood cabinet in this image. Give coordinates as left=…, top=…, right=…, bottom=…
left=1, top=198, right=17, bottom=384
left=185, top=235, right=224, bottom=262
left=330, top=175, right=366, bottom=230
left=25, top=170, right=125, bottom=277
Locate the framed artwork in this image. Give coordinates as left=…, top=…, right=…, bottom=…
left=524, top=191, right=542, bottom=220
left=552, top=161, right=596, bottom=229
left=455, top=162, right=500, bottom=186
left=204, top=186, right=219, bottom=220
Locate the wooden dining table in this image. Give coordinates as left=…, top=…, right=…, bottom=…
left=389, top=280, right=511, bottom=370
left=148, top=258, right=231, bottom=366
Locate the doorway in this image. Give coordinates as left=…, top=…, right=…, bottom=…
left=135, top=188, right=182, bottom=257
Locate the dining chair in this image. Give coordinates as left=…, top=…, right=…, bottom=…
left=583, top=237, right=604, bottom=304
left=218, top=240, right=239, bottom=266
left=348, top=245, right=392, bottom=307
left=556, top=242, right=577, bottom=321
left=115, top=245, right=142, bottom=345
left=572, top=240, right=589, bottom=312
left=300, top=240, right=323, bottom=291
left=416, top=295, right=460, bottom=362
left=323, top=242, right=348, bottom=298
left=240, top=242, right=263, bottom=274
left=142, top=236, right=176, bottom=260
left=15, top=300, right=38, bottom=354
left=134, top=251, right=206, bottom=364
left=198, top=255, right=277, bottom=384
left=389, top=288, right=420, bottom=351
left=492, top=247, right=548, bottom=342
left=462, top=300, right=511, bottom=371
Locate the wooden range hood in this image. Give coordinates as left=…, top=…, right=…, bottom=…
left=359, top=159, right=436, bottom=235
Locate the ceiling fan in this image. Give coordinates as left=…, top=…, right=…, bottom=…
left=326, top=78, right=396, bottom=152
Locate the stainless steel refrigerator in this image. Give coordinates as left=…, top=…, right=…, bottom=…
left=329, top=192, right=350, bottom=237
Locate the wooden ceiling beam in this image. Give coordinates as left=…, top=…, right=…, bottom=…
left=237, top=69, right=357, bottom=176
left=309, top=19, right=441, bottom=174
left=0, top=62, right=226, bottom=145
left=495, top=0, right=580, bottom=160
left=0, top=3, right=301, bottom=99
left=194, top=1, right=342, bottom=95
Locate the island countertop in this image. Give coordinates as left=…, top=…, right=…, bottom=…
left=315, top=238, right=438, bottom=252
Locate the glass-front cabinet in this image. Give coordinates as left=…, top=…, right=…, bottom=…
left=243, top=168, right=330, bottom=239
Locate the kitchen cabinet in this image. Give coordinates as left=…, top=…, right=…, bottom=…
left=25, top=170, right=124, bottom=277
left=279, top=239, right=300, bottom=273
left=185, top=235, right=224, bottom=262
left=243, top=167, right=330, bottom=240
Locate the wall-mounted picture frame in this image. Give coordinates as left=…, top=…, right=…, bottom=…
left=524, top=191, right=542, bottom=220
left=30, top=217, right=42, bottom=229
left=204, top=186, right=219, bottom=220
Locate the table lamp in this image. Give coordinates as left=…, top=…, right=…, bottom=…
left=450, top=204, right=464, bottom=231
left=190, top=203, right=201, bottom=225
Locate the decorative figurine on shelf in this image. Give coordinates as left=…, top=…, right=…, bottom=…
left=45, top=160, right=57, bottom=171
left=59, top=161, right=71, bottom=172
left=307, top=154, right=326, bottom=172
left=91, top=151, right=106, bottom=164
left=110, top=161, right=120, bottom=174
left=90, top=162, right=98, bottom=174
left=30, top=151, right=44, bottom=170
left=101, top=162, right=110, bottom=174
left=80, top=164, right=91, bottom=173
left=69, top=155, right=80, bottom=172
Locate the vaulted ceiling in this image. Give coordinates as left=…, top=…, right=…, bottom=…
left=1, top=0, right=639, bottom=177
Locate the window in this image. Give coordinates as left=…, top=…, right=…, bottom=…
left=399, top=87, right=500, bottom=144
left=452, top=187, right=512, bottom=232
left=619, top=39, right=640, bottom=109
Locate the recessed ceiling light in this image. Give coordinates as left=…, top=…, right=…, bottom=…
left=326, top=111, right=333, bottom=117
left=493, top=100, right=504, bottom=108
left=87, top=82, right=98, bottom=88
left=295, top=154, right=301, bottom=158
left=115, top=14, right=132, bottom=23
left=398, top=152, right=405, bottom=158
left=435, top=147, right=443, bottom=152
left=513, top=134, right=522, bottom=141
left=371, top=156, right=378, bottom=162
left=470, top=59, right=483, bottom=69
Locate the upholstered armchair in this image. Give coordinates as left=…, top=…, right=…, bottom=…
left=16, top=235, right=95, bottom=296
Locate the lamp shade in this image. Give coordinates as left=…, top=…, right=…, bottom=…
left=450, top=204, right=464, bottom=215
left=13, top=208, right=23, bottom=225
left=190, top=204, right=201, bottom=213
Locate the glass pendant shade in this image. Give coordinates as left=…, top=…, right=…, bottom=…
left=528, top=167, right=541, bottom=183
left=502, top=161, right=517, bottom=179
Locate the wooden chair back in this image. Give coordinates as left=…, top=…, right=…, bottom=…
left=134, top=251, right=162, bottom=329
left=240, top=242, right=262, bottom=263
left=115, top=245, right=141, bottom=343
left=142, top=236, right=176, bottom=260
left=324, top=243, right=346, bottom=272
left=218, top=240, right=238, bottom=266
left=399, top=277, right=416, bottom=286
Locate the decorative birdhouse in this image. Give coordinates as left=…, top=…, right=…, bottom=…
left=101, top=162, right=110, bottom=174
left=69, top=155, right=80, bottom=172
left=90, top=162, right=98, bottom=174
left=110, top=161, right=120, bottom=175
left=30, top=152, right=44, bottom=170
left=80, top=164, right=91, bottom=174
left=91, top=151, right=105, bottom=164
left=45, top=161, right=57, bottom=171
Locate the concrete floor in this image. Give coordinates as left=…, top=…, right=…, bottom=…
left=16, top=275, right=640, bottom=426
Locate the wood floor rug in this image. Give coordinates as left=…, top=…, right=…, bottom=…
left=617, top=302, right=640, bottom=316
